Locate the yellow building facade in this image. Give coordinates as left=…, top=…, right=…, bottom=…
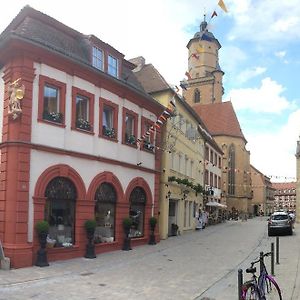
left=131, top=58, right=212, bottom=238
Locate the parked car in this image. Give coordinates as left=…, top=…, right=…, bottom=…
left=268, top=211, right=293, bottom=236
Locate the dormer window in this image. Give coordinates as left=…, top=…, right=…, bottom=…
left=92, top=46, right=103, bottom=71
left=108, top=55, right=118, bottom=78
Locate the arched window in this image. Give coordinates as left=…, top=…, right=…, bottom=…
left=94, top=183, right=117, bottom=243
left=194, top=89, right=200, bottom=103
left=44, top=177, right=77, bottom=248
left=129, top=187, right=146, bottom=238
left=228, top=144, right=235, bottom=195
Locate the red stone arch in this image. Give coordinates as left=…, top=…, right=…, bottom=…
left=125, top=177, right=153, bottom=244
left=87, top=171, right=124, bottom=202
left=125, top=177, right=153, bottom=205
left=33, top=164, right=87, bottom=257
left=34, top=164, right=86, bottom=200
left=87, top=171, right=124, bottom=246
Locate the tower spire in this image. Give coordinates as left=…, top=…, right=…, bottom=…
left=200, top=14, right=208, bottom=32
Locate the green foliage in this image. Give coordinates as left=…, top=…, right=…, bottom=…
left=35, top=220, right=49, bottom=234
left=149, top=216, right=157, bottom=227
left=84, top=219, right=97, bottom=231
left=168, top=176, right=176, bottom=182
left=168, top=176, right=204, bottom=195
left=123, top=217, right=133, bottom=229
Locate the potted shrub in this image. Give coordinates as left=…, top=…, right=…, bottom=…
left=122, top=217, right=132, bottom=251
left=148, top=216, right=157, bottom=245
left=35, top=220, right=50, bottom=267
left=171, top=223, right=179, bottom=236
left=84, top=219, right=97, bottom=259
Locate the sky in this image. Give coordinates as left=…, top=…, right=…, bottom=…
left=1, top=0, right=299, bottom=182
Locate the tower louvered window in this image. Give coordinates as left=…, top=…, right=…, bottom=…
left=194, top=89, right=200, bottom=103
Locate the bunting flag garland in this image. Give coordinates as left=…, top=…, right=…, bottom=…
left=180, top=82, right=188, bottom=91
left=185, top=71, right=192, bottom=80
left=211, top=10, right=218, bottom=18
left=196, top=45, right=205, bottom=53
left=191, top=53, right=199, bottom=59
left=135, top=97, right=177, bottom=150
left=218, top=0, right=228, bottom=13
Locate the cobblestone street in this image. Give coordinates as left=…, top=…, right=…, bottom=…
left=0, top=218, right=299, bottom=300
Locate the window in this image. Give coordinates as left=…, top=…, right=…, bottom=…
left=94, top=183, right=116, bottom=244
left=92, top=46, right=103, bottom=70
left=205, top=170, right=209, bottom=185
left=205, top=146, right=209, bottom=161
left=210, top=150, right=213, bottom=163
left=218, top=156, right=222, bottom=168
left=108, top=55, right=118, bottom=78
left=210, top=172, right=213, bottom=187
left=214, top=174, right=217, bottom=188
left=194, top=88, right=200, bottom=103
left=44, top=177, right=77, bottom=248
left=122, top=108, right=138, bottom=146
left=99, top=98, right=118, bottom=140
left=76, top=95, right=91, bottom=130
left=38, top=75, right=66, bottom=125
left=72, top=87, right=94, bottom=133
left=141, top=117, right=154, bottom=152
left=228, top=144, right=236, bottom=195
left=129, top=187, right=146, bottom=238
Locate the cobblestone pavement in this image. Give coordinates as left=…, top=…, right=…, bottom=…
left=0, top=218, right=299, bottom=300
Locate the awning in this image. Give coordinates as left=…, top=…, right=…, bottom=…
left=206, top=201, right=219, bottom=207
left=206, top=201, right=227, bottom=208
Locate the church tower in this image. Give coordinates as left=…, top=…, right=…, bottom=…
left=182, top=16, right=224, bottom=106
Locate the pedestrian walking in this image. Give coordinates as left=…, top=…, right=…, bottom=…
left=195, top=209, right=203, bottom=230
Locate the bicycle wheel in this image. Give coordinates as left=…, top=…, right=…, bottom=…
left=262, top=276, right=282, bottom=300
left=242, top=283, right=260, bottom=300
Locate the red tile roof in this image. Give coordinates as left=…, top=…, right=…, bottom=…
left=272, top=182, right=296, bottom=190
left=193, top=101, right=246, bottom=142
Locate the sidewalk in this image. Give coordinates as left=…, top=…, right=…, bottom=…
left=0, top=219, right=299, bottom=300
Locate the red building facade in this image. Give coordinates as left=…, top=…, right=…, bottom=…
left=0, top=6, right=163, bottom=268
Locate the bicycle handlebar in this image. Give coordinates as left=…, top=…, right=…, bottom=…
left=250, top=252, right=272, bottom=266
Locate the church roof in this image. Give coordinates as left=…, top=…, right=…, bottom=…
left=193, top=101, right=247, bottom=142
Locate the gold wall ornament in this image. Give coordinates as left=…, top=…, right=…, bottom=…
left=8, top=78, right=25, bottom=120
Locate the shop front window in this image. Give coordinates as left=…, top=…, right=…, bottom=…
left=94, top=183, right=116, bottom=244
left=129, top=187, right=146, bottom=238
left=44, top=177, right=77, bottom=248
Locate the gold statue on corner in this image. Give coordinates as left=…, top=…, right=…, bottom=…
left=8, top=78, right=25, bottom=120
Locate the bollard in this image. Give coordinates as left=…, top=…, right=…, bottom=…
left=276, top=236, right=280, bottom=264
left=238, top=269, right=243, bottom=300
left=260, top=251, right=264, bottom=274
left=271, top=242, right=275, bottom=275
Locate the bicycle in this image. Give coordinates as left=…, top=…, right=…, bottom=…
left=241, top=252, right=282, bottom=299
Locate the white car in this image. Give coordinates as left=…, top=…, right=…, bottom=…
left=268, top=211, right=293, bottom=236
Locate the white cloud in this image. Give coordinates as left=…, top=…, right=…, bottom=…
left=275, top=51, right=286, bottom=58
left=236, top=66, right=266, bottom=84
left=219, top=46, right=247, bottom=74
left=248, top=109, right=300, bottom=181
left=227, top=0, right=300, bottom=42
left=226, top=77, right=290, bottom=113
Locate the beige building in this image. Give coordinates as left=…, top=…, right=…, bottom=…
left=296, top=139, right=300, bottom=222
left=131, top=57, right=222, bottom=238
left=182, top=19, right=252, bottom=214
left=250, top=165, right=265, bottom=216
left=273, top=182, right=296, bottom=213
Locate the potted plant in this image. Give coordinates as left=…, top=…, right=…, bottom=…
left=35, top=220, right=50, bottom=267
left=148, top=216, right=157, bottom=245
left=84, top=219, right=97, bottom=258
left=171, top=223, right=179, bottom=236
left=122, top=217, right=132, bottom=251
